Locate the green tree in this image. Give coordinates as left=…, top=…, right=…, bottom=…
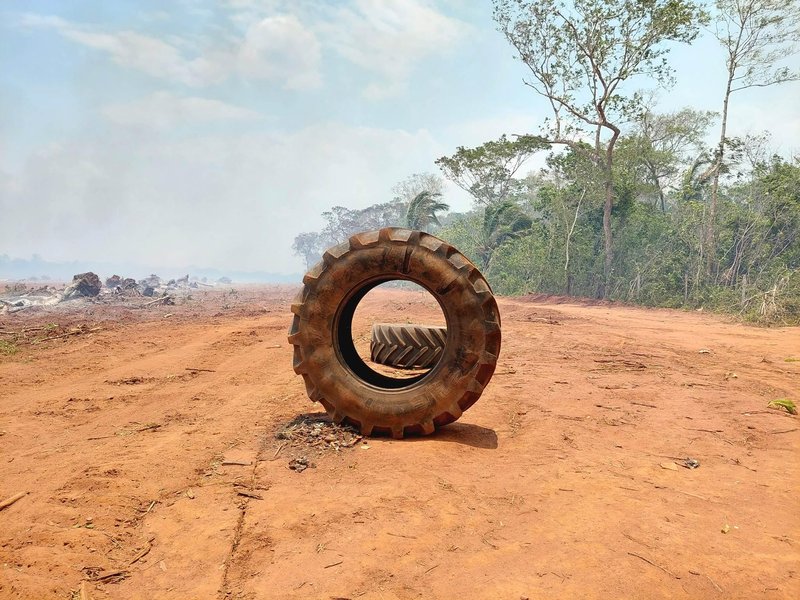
left=623, top=108, right=716, bottom=211
left=478, top=200, right=534, bottom=269
left=494, top=0, right=706, bottom=296
left=435, top=134, right=548, bottom=206
left=705, top=0, right=800, bottom=275
left=536, top=148, right=604, bottom=294
left=406, top=191, right=450, bottom=231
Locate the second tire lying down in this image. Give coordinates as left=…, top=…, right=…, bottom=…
left=370, top=323, right=447, bottom=369
left=288, top=227, right=500, bottom=438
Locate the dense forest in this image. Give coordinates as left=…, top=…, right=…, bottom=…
left=294, top=0, right=800, bottom=324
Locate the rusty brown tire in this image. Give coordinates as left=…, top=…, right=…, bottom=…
left=288, top=227, right=501, bottom=439
left=370, top=323, right=447, bottom=369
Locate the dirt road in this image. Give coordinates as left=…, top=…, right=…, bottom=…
left=1, top=287, right=798, bottom=599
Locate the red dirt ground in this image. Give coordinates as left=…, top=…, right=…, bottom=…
left=1, top=286, right=798, bottom=599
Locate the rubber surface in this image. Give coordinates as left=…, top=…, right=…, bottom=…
left=370, top=323, right=447, bottom=369
left=288, top=227, right=501, bottom=438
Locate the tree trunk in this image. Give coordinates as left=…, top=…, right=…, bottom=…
left=564, top=189, right=585, bottom=296
left=601, top=132, right=619, bottom=299
left=602, top=176, right=613, bottom=297
left=705, top=67, right=734, bottom=277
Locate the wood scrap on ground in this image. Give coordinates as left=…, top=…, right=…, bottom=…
left=0, top=492, right=28, bottom=511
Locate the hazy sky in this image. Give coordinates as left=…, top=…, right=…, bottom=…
left=2, top=0, right=798, bottom=275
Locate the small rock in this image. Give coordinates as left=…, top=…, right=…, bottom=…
left=288, top=457, right=316, bottom=473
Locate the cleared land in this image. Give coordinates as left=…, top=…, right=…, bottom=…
left=0, top=286, right=798, bottom=599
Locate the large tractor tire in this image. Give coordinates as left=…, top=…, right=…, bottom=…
left=288, top=228, right=500, bottom=438
left=370, top=323, right=447, bottom=369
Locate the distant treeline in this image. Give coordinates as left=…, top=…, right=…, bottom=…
left=0, top=255, right=298, bottom=284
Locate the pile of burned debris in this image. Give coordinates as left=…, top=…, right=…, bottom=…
left=274, top=414, right=364, bottom=471
left=0, top=271, right=224, bottom=314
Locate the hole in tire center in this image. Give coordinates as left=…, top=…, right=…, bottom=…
left=347, top=280, right=447, bottom=385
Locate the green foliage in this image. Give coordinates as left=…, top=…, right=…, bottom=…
left=435, top=146, right=800, bottom=324
left=297, top=147, right=798, bottom=325
left=406, top=192, right=450, bottom=231
left=494, top=0, right=708, bottom=295
left=436, top=134, right=548, bottom=205
left=0, top=340, right=18, bottom=356
left=494, top=0, right=708, bottom=137
left=767, top=398, right=797, bottom=415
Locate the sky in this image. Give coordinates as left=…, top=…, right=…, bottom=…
left=1, top=0, right=799, bottom=277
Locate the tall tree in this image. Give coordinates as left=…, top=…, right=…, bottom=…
left=494, top=0, right=705, bottom=296
left=538, top=148, right=604, bottom=293
left=392, top=173, right=445, bottom=205
left=292, top=232, right=325, bottom=270
left=704, top=0, right=800, bottom=275
left=406, top=191, right=450, bottom=231
left=624, top=108, right=716, bottom=211
left=436, top=134, right=548, bottom=206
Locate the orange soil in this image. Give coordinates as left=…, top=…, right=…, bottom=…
left=0, top=286, right=798, bottom=599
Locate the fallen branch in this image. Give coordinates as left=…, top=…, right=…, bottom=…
left=185, top=367, right=216, bottom=373
left=631, top=401, right=658, bottom=409
left=80, top=581, right=90, bottom=600
left=236, top=489, right=263, bottom=500
left=128, top=539, right=153, bottom=565
left=481, top=536, right=499, bottom=550
left=137, top=424, right=161, bottom=433
left=324, top=561, right=343, bottom=568
left=742, top=410, right=794, bottom=418
left=271, top=442, right=287, bottom=461
left=140, top=296, right=172, bottom=308
left=769, top=428, right=798, bottom=434
left=628, top=552, right=679, bottom=579
left=91, top=570, right=128, bottom=583
left=0, top=491, right=27, bottom=511
left=33, top=327, right=102, bottom=344
left=689, top=570, right=723, bottom=593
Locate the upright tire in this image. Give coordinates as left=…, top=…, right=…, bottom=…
left=370, top=323, right=447, bottom=369
left=288, top=228, right=500, bottom=438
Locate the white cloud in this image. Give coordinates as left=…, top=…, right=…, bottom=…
left=19, top=11, right=322, bottom=90
left=237, top=15, right=322, bottom=90
left=320, top=0, right=469, bottom=98
left=102, top=92, right=262, bottom=129
left=19, top=2, right=466, bottom=98
left=20, top=13, right=215, bottom=86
